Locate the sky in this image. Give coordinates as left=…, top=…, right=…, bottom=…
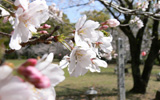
left=47, top=0, right=105, bottom=23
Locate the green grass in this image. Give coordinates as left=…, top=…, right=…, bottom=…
left=6, top=59, right=26, bottom=67
left=6, top=59, right=160, bottom=100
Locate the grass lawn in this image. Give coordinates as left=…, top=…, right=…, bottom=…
left=6, top=59, right=160, bottom=100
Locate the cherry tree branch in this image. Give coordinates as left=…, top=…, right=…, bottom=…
left=62, top=0, right=98, bottom=9
left=5, top=26, right=60, bottom=53
left=0, top=31, right=11, bottom=37
left=98, top=0, right=160, bottom=20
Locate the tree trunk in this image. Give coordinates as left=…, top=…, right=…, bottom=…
left=141, top=20, right=160, bottom=90
left=98, top=0, right=156, bottom=94
left=128, top=38, right=146, bottom=93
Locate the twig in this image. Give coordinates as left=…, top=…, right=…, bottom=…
left=5, top=26, right=60, bottom=53
left=0, top=31, right=11, bottom=37
left=98, top=0, right=160, bottom=20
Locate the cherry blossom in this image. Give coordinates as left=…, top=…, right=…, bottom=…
left=75, top=15, right=100, bottom=47
left=141, top=51, right=146, bottom=56
left=68, top=46, right=108, bottom=77
left=9, top=0, right=49, bottom=50
left=49, top=3, right=63, bottom=23
left=17, top=53, right=65, bottom=100
left=130, top=16, right=144, bottom=29
left=18, top=53, right=65, bottom=88
left=87, top=58, right=108, bottom=72
left=101, top=19, right=120, bottom=28
left=0, top=65, right=32, bottom=100
left=59, top=55, right=70, bottom=69
left=93, top=31, right=113, bottom=55
left=136, top=0, right=149, bottom=11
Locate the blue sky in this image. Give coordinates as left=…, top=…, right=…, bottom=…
left=48, top=0, right=104, bottom=23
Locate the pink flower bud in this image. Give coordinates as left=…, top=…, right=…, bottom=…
left=40, top=24, right=51, bottom=29
left=39, top=30, right=48, bottom=34
left=18, top=66, right=51, bottom=89
left=18, top=66, right=28, bottom=76
left=26, top=66, right=42, bottom=81
left=141, top=51, right=146, bottom=56
left=99, top=25, right=109, bottom=30
left=101, top=22, right=106, bottom=25
left=106, top=19, right=120, bottom=27
left=35, top=76, right=50, bottom=88
left=22, top=59, right=37, bottom=67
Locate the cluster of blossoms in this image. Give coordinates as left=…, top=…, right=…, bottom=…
left=49, top=3, right=63, bottom=23
left=0, top=53, right=65, bottom=100
left=136, top=0, right=149, bottom=11
left=59, top=15, right=119, bottom=77
left=9, top=0, right=50, bottom=50
left=0, top=0, right=63, bottom=50
left=130, top=16, right=144, bottom=29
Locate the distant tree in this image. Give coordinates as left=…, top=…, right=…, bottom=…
left=81, top=9, right=110, bottom=23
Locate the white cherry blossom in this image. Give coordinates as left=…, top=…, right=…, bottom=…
left=136, top=0, right=149, bottom=11
left=9, top=0, right=49, bottom=50
left=87, top=58, right=108, bottom=72
left=103, top=19, right=120, bottom=27
left=59, top=55, right=70, bottom=69
left=34, top=53, right=65, bottom=87
left=75, top=15, right=100, bottom=47
left=0, top=65, right=32, bottom=100
left=68, top=45, right=108, bottom=77
left=93, top=31, right=113, bottom=55
left=29, top=85, right=56, bottom=100
left=130, top=16, right=144, bottom=29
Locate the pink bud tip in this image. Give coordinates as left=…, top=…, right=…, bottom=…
left=39, top=30, right=48, bottom=34
left=27, top=59, right=37, bottom=66
left=40, top=24, right=51, bottom=29
left=35, top=76, right=51, bottom=89
left=99, top=25, right=109, bottom=30
left=22, top=59, right=37, bottom=67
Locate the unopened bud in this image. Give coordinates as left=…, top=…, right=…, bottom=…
left=141, top=51, right=146, bottom=56
left=35, top=76, right=50, bottom=88
left=99, top=25, right=108, bottom=30
left=22, top=59, right=37, bottom=67
left=40, top=24, right=51, bottom=29
left=39, top=30, right=48, bottom=34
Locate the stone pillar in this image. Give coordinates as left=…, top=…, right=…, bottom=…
left=117, top=38, right=126, bottom=100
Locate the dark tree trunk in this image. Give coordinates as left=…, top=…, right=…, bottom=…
left=141, top=20, right=160, bottom=90
left=119, top=25, right=146, bottom=93
left=98, top=0, right=156, bottom=94
left=157, top=55, right=160, bottom=65
left=128, top=37, right=146, bottom=93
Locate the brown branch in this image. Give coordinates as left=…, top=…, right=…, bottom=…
left=62, top=0, right=98, bottom=9
left=99, top=0, right=121, bottom=23
left=0, top=31, right=11, bottom=37
left=98, top=0, right=160, bottom=20
left=5, top=26, right=60, bottom=54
